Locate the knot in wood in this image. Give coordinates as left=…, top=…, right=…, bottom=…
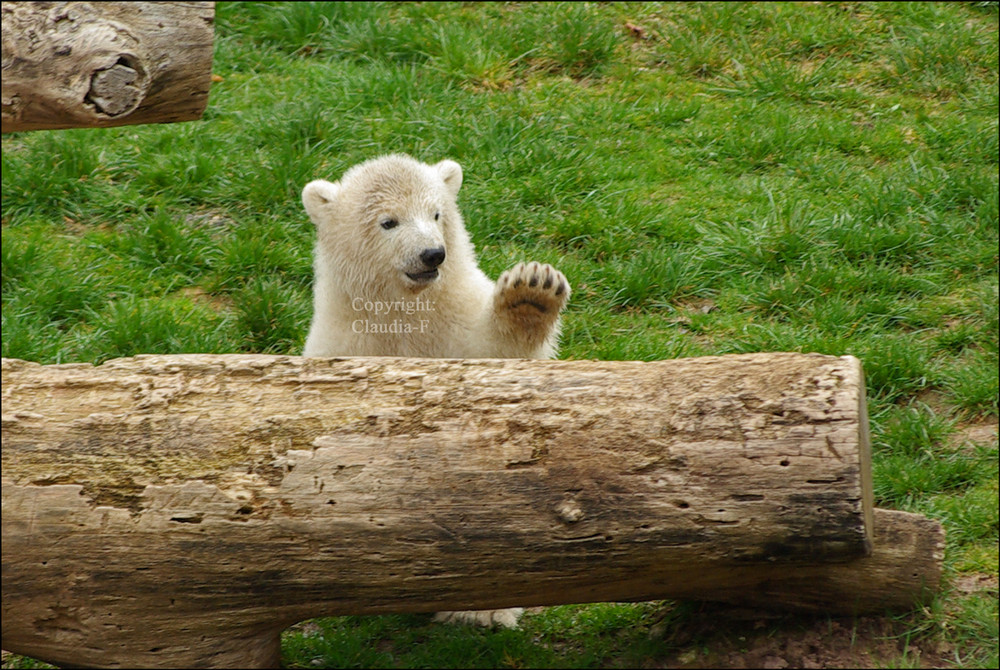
left=86, top=57, right=147, bottom=117
left=556, top=498, right=584, bottom=523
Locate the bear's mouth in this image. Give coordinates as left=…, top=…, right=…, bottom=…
left=406, top=269, right=439, bottom=283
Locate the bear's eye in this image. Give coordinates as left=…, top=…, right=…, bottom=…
left=434, top=211, right=441, bottom=221
left=380, top=218, right=399, bottom=230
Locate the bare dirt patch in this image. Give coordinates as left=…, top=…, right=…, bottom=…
left=176, top=285, right=235, bottom=312
left=953, top=573, right=999, bottom=596
left=951, top=419, right=998, bottom=450
left=652, top=604, right=951, bottom=669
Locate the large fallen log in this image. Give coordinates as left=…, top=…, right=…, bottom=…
left=1, top=353, right=942, bottom=669
left=1, top=1, right=214, bottom=133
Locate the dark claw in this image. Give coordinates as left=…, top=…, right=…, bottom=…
left=555, top=281, right=565, bottom=296
left=528, top=274, right=538, bottom=288
left=542, top=275, right=553, bottom=290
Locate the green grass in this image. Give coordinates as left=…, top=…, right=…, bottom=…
left=280, top=603, right=669, bottom=669
left=2, top=1, right=997, bottom=668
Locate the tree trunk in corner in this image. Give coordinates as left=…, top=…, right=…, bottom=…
left=1, top=353, right=941, bottom=669
left=1, top=1, right=214, bottom=133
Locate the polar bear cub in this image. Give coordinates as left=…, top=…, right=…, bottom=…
left=301, top=154, right=570, bottom=628
left=302, top=153, right=569, bottom=361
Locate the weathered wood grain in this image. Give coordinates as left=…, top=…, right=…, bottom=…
left=2, top=1, right=214, bottom=133
left=0, top=353, right=939, bottom=669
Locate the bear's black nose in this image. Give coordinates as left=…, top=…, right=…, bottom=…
left=421, top=247, right=446, bottom=268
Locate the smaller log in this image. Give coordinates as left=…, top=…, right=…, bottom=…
left=1, top=2, right=214, bottom=133
left=679, top=508, right=945, bottom=615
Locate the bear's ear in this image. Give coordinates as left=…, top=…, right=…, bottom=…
left=302, top=180, right=341, bottom=226
left=434, top=160, right=463, bottom=196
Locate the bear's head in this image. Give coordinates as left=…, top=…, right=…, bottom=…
left=302, top=154, right=464, bottom=296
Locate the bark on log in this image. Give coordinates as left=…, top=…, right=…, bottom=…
left=1, top=2, right=214, bottom=133
left=0, top=353, right=941, bottom=669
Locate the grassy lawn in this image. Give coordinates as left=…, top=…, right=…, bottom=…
left=2, top=1, right=997, bottom=668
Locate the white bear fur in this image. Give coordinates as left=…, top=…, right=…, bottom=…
left=302, top=154, right=569, bottom=360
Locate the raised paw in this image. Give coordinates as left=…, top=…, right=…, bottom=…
left=433, top=607, right=524, bottom=629
left=495, top=261, right=570, bottom=319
